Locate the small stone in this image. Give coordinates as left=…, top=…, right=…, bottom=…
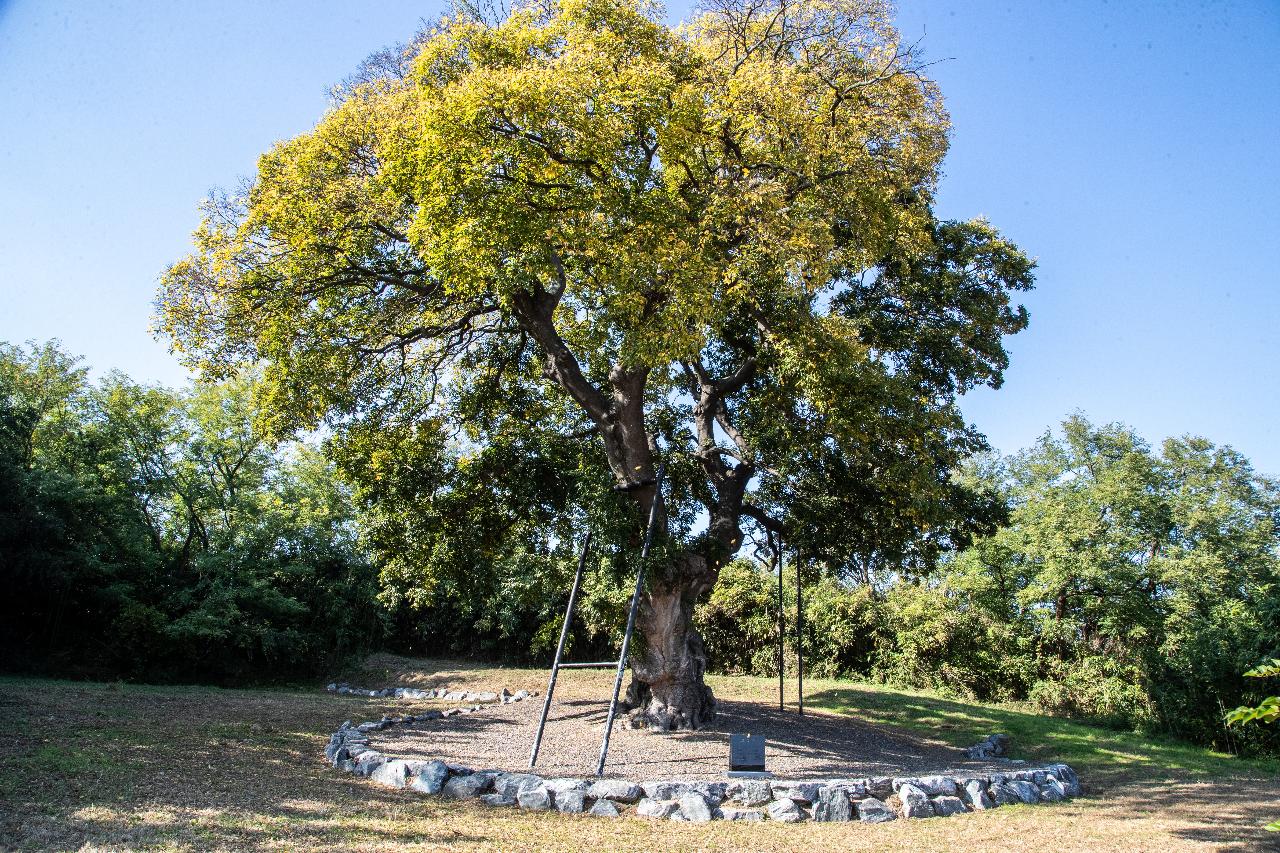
left=989, top=782, right=1021, bottom=806
left=481, top=793, right=512, bottom=807
left=588, top=779, right=642, bottom=803
left=642, top=780, right=693, bottom=801
left=475, top=691, right=499, bottom=703
left=636, top=798, right=677, bottom=819
left=917, top=775, right=959, bottom=797
left=897, top=783, right=934, bottom=819
left=857, top=797, right=897, bottom=823
left=1049, top=764, right=1082, bottom=797
left=690, top=781, right=727, bottom=805
left=932, top=795, right=967, bottom=816
left=371, top=759, right=411, bottom=789
left=354, top=753, right=387, bottom=777
left=493, top=773, right=543, bottom=799
left=545, top=778, right=590, bottom=795
left=326, top=682, right=337, bottom=691
left=1039, top=777, right=1067, bottom=802
left=868, top=777, right=895, bottom=799
left=773, top=781, right=821, bottom=804
left=823, top=779, right=869, bottom=799
left=444, top=691, right=466, bottom=702
left=553, top=790, right=587, bottom=814
left=513, top=690, right=529, bottom=701
left=1009, top=780, right=1039, bottom=804
left=444, top=773, right=492, bottom=799
left=813, top=786, right=853, bottom=822
left=678, top=793, right=713, bottom=822
left=517, top=785, right=552, bottom=811
left=589, top=799, right=620, bottom=818
left=766, top=798, right=805, bottom=823
left=962, top=779, right=996, bottom=810
left=728, top=779, right=772, bottom=806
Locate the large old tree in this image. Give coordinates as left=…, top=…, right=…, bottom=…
left=158, top=0, right=1033, bottom=729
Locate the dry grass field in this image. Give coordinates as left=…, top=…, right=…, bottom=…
left=1, top=655, right=1277, bottom=851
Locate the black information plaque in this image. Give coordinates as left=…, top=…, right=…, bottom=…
left=729, top=733, right=766, bottom=772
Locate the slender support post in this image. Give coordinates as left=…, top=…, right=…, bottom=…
left=777, top=538, right=784, bottom=712
left=796, top=544, right=804, bottom=717
left=596, top=463, right=666, bottom=776
left=529, top=530, right=593, bottom=768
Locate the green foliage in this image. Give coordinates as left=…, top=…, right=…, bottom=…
left=155, top=0, right=1034, bottom=666
left=0, top=341, right=382, bottom=682
left=1225, top=660, right=1280, bottom=828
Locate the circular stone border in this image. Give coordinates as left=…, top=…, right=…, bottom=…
left=323, top=686, right=1083, bottom=823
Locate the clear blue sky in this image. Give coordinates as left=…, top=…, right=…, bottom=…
left=1, top=0, right=1277, bottom=472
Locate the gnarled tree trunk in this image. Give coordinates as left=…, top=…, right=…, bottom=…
left=623, top=555, right=718, bottom=730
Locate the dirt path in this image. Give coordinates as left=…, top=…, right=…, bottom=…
left=379, top=694, right=1011, bottom=779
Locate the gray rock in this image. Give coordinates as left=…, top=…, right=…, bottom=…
left=1049, top=764, right=1082, bottom=797
left=481, top=793, right=513, bottom=807
left=545, top=778, right=590, bottom=795
left=897, top=783, right=935, bottom=819
left=517, top=785, right=552, bottom=811
left=1039, top=777, right=1067, bottom=802
left=813, top=786, right=853, bottom=822
left=475, top=691, right=499, bottom=703
left=823, top=779, right=869, bottom=799
left=443, top=773, right=492, bottom=799
left=690, top=781, right=727, bottom=805
left=642, top=780, right=693, bottom=801
left=678, top=793, right=713, bottom=822
left=371, top=759, right=412, bottom=788
left=1009, top=780, right=1040, bottom=804
left=553, top=789, right=587, bottom=814
left=357, top=722, right=381, bottom=733
left=338, top=686, right=352, bottom=695
left=354, top=753, right=387, bottom=777
left=857, top=797, right=897, bottom=823
left=588, top=779, right=642, bottom=803
left=932, top=795, right=967, bottom=816
left=636, top=798, right=678, bottom=819
left=989, top=782, right=1022, bottom=806
left=338, top=759, right=357, bottom=773
left=444, top=691, right=466, bottom=702
left=327, top=682, right=338, bottom=691
left=513, top=690, right=529, bottom=701
left=868, top=777, right=895, bottom=799
left=588, top=798, right=620, bottom=818
left=727, top=779, right=773, bottom=806
left=897, top=775, right=957, bottom=797
left=721, top=808, right=764, bottom=822
left=493, top=773, right=543, bottom=799
left=766, top=798, right=805, bottom=823
left=962, top=779, right=996, bottom=810
left=773, top=781, right=821, bottom=804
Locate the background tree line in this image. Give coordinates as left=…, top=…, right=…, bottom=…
left=2, top=340, right=1276, bottom=753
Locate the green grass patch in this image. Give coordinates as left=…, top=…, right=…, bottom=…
left=784, top=675, right=1280, bottom=784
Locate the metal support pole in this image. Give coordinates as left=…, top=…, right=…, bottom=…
left=796, top=544, right=804, bottom=716
left=596, top=463, right=665, bottom=776
left=529, top=530, right=593, bottom=768
left=777, top=537, right=784, bottom=712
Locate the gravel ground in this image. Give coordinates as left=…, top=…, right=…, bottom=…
left=373, top=692, right=1012, bottom=780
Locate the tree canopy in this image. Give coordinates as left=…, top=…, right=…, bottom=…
left=157, top=0, right=1033, bottom=728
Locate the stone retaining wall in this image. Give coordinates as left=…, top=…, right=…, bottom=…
left=324, top=689, right=1082, bottom=824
